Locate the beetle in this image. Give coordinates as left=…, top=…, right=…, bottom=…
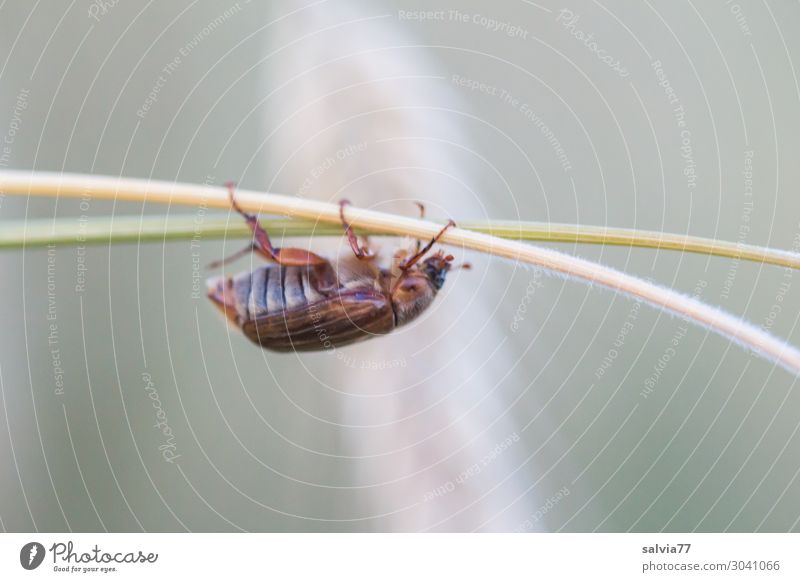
left=207, top=183, right=465, bottom=352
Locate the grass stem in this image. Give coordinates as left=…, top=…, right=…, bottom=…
left=1, top=169, right=798, bottom=375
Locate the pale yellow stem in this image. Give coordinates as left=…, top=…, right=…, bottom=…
left=1, top=169, right=798, bottom=375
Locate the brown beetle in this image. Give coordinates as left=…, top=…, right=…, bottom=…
left=207, top=184, right=464, bottom=352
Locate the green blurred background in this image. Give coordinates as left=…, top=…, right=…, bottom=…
left=0, top=0, right=799, bottom=531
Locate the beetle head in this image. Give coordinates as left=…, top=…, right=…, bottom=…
left=389, top=251, right=456, bottom=326
left=421, top=251, right=454, bottom=290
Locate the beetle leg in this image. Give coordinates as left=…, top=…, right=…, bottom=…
left=226, top=181, right=328, bottom=267
left=339, top=199, right=375, bottom=260
left=400, top=219, right=456, bottom=271
left=413, top=201, right=425, bottom=254
left=206, top=243, right=258, bottom=269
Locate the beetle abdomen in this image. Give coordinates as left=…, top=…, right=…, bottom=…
left=210, top=263, right=395, bottom=352
left=231, top=264, right=327, bottom=321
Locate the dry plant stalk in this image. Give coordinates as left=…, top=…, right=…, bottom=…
left=1, top=169, right=799, bottom=375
